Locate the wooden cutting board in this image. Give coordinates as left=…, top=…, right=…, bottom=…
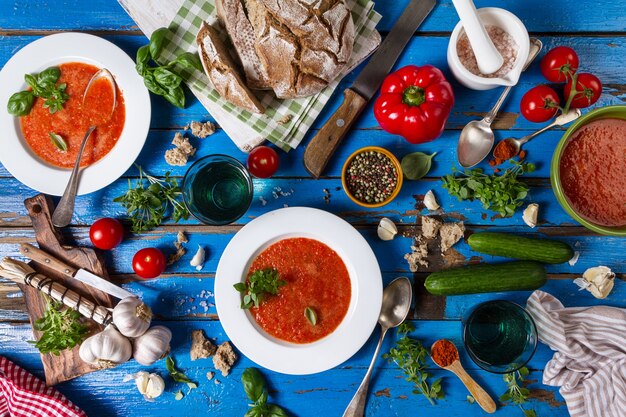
left=22, top=194, right=115, bottom=385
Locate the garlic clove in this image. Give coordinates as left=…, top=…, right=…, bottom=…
left=522, top=203, right=539, bottom=228
left=190, top=245, right=206, bottom=271
left=581, top=266, right=615, bottom=299
left=126, top=372, right=165, bottom=401
left=423, top=190, right=440, bottom=211
left=113, top=296, right=152, bottom=338
left=133, top=325, right=172, bottom=366
left=377, top=217, right=398, bottom=241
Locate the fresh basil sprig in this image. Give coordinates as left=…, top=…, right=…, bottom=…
left=166, top=356, right=197, bottom=392
left=242, top=368, right=288, bottom=417
left=7, top=66, right=69, bottom=116
left=135, top=27, right=202, bottom=108
left=234, top=268, right=286, bottom=309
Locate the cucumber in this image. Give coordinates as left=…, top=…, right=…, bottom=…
left=425, top=261, right=546, bottom=295
left=468, top=232, right=574, bottom=264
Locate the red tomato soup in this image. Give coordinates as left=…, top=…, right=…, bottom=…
left=559, top=118, right=626, bottom=227
left=20, top=62, right=126, bottom=168
left=248, top=237, right=352, bottom=344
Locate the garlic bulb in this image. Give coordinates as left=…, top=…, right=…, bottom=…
left=113, top=296, right=153, bottom=338
left=423, top=190, right=440, bottom=211
left=79, top=325, right=132, bottom=369
left=133, top=325, right=172, bottom=366
left=190, top=245, right=206, bottom=271
left=377, top=218, right=398, bottom=241
left=523, top=203, right=539, bottom=228
left=124, top=372, right=165, bottom=401
left=574, top=266, right=615, bottom=299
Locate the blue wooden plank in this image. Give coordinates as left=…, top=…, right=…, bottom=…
left=0, top=0, right=625, bottom=33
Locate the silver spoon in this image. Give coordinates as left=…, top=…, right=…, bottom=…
left=52, top=69, right=117, bottom=228
left=342, top=277, right=412, bottom=417
left=493, top=108, right=582, bottom=159
left=457, top=38, right=543, bottom=168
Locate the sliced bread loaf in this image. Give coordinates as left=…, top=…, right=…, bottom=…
left=196, top=22, right=265, bottom=114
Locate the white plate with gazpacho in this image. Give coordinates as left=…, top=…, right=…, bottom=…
left=215, top=207, right=383, bottom=375
left=0, top=33, right=150, bottom=196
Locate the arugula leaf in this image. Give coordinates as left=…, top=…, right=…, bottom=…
left=32, top=295, right=88, bottom=355
left=234, top=268, right=286, bottom=309
left=500, top=366, right=538, bottom=417
left=241, top=368, right=288, bottom=417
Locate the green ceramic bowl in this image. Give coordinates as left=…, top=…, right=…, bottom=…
left=551, top=105, right=626, bottom=236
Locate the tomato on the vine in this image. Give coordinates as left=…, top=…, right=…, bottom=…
left=565, top=73, right=602, bottom=108
left=520, top=86, right=561, bottom=123
left=247, top=146, right=279, bottom=178
left=89, top=218, right=124, bottom=250
left=540, top=46, right=579, bottom=83
left=132, top=248, right=166, bottom=279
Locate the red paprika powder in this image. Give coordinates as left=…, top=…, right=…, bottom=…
left=431, top=339, right=459, bottom=367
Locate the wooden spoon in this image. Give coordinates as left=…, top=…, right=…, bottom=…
left=431, top=339, right=496, bottom=414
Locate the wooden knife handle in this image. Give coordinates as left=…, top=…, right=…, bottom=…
left=303, top=88, right=368, bottom=178
left=20, top=243, right=78, bottom=278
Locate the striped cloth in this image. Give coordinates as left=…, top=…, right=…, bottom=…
left=0, top=357, right=86, bottom=417
left=526, top=291, right=626, bottom=417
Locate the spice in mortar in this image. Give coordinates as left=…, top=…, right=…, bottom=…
left=345, top=151, right=398, bottom=204
left=457, top=25, right=518, bottom=78
left=431, top=339, right=459, bottom=367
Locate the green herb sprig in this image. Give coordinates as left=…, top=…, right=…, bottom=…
left=441, top=161, right=536, bottom=217
left=234, top=268, right=286, bottom=310
left=135, top=28, right=202, bottom=108
left=7, top=67, right=69, bottom=116
left=32, top=295, right=88, bottom=355
left=166, top=356, right=197, bottom=392
left=500, top=366, right=537, bottom=417
left=113, top=165, right=189, bottom=233
left=383, top=322, right=444, bottom=405
left=242, top=368, right=288, bottom=417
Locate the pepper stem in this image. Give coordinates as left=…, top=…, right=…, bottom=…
left=402, top=85, right=425, bottom=107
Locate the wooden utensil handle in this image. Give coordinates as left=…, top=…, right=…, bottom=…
left=452, top=363, right=497, bottom=413
left=20, top=243, right=78, bottom=278
left=303, top=88, right=368, bottom=178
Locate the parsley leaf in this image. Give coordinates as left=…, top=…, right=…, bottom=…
left=500, top=366, right=538, bottom=417
left=242, top=368, right=288, bottom=417
left=31, top=295, right=88, bottom=355
left=234, top=268, right=286, bottom=309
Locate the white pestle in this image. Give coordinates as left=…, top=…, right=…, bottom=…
left=451, top=0, right=503, bottom=74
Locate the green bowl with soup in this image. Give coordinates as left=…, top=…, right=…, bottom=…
left=551, top=105, right=626, bottom=236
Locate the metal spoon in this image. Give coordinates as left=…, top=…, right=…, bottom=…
left=457, top=38, right=543, bottom=168
left=493, top=108, right=582, bottom=159
left=52, top=69, right=117, bottom=228
left=342, top=277, right=412, bottom=417
left=431, top=339, right=496, bottom=414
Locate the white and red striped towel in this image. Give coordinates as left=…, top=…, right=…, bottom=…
left=526, top=290, right=626, bottom=417
left=0, top=357, right=87, bottom=417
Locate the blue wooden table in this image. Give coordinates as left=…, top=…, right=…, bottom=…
left=0, top=1, right=625, bottom=416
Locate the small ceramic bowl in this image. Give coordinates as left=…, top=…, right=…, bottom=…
left=447, top=7, right=530, bottom=90
left=551, top=105, right=626, bottom=237
left=341, top=146, right=403, bottom=208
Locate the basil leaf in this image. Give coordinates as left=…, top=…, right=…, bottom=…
left=7, top=91, right=35, bottom=116
left=242, top=368, right=265, bottom=402
left=149, top=27, right=169, bottom=61
left=37, top=67, right=61, bottom=85
left=165, top=356, right=193, bottom=384
left=163, top=86, right=186, bottom=109
left=135, top=45, right=151, bottom=74
left=49, top=133, right=68, bottom=152
left=244, top=407, right=263, bottom=417
left=24, top=73, right=38, bottom=90
left=268, top=405, right=288, bottom=417
left=174, top=52, right=202, bottom=72
left=142, top=72, right=167, bottom=96
left=233, top=282, right=247, bottom=292
left=304, top=307, right=318, bottom=326
left=401, top=152, right=437, bottom=180
left=153, top=67, right=182, bottom=88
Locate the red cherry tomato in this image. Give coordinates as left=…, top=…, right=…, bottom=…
left=520, top=86, right=561, bottom=123
left=565, top=73, right=602, bottom=108
left=247, top=146, right=279, bottom=178
left=132, top=248, right=166, bottom=279
left=89, top=218, right=124, bottom=250
left=540, top=46, right=579, bottom=83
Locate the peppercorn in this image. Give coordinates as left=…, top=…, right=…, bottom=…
left=345, top=151, right=398, bottom=204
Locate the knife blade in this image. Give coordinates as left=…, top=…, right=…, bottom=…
left=19, top=243, right=134, bottom=300
left=303, top=0, right=436, bottom=178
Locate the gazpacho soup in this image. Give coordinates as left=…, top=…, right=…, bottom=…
left=20, top=62, right=125, bottom=168
left=559, top=118, right=626, bottom=227
left=247, top=237, right=352, bottom=344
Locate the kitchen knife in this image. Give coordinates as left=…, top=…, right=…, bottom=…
left=303, top=0, right=437, bottom=178
left=19, top=243, right=134, bottom=300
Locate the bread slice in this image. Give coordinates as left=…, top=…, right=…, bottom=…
left=196, top=22, right=265, bottom=114
left=215, top=0, right=272, bottom=90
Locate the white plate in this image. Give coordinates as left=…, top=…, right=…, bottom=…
left=215, top=207, right=383, bottom=375
left=0, top=33, right=150, bottom=196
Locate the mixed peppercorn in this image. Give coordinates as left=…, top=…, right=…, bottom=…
left=345, top=151, right=398, bottom=204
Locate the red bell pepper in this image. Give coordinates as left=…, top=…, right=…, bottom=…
left=374, top=65, right=454, bottom=144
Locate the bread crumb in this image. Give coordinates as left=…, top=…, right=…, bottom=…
left=439, top=222, right=465, bottom=253
left=404, top=238, right=429, bottom=272
left=277, top=114, right=293, bottom=125
left=168, top=231, right=188, bottom=266
left=213, top=342, right=237, bottom=377
left=165, top=148, right=191, bottom=166
left=187, top=121, right=216, bottom=138
left=206, top=371, right=215, bottom=381
left=172, top=132, right=196, bottom=156
left=214, top=379, right=221, bottom=385
left=422, top=216, right=443, bottom=240
left=177, top=231, right=188, bottom=244
left=190, top=330, right=217, bottom=361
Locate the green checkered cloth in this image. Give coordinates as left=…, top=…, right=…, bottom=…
left=160, top=0, right=381, bottom=151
